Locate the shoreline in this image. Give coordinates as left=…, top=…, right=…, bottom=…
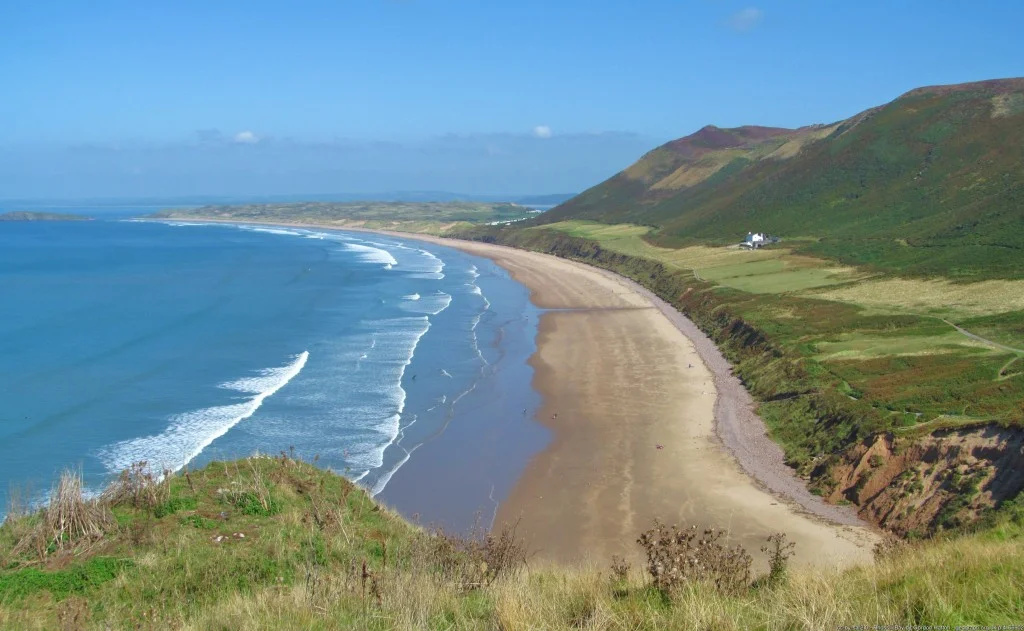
left=150, top=217, right=878, bottom=566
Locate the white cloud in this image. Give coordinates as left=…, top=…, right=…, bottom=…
left=533, top=125, right=553, bottom=139
left=728, top=7, right=763, bottom=32
left=233, top=130, right=260, bottom=144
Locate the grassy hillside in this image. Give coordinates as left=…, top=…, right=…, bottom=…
left=2, top=457, right=1022, bottom=630
left=152, top=201, right=540, bottom=234
left=541, top=78, right=1024, bottom=280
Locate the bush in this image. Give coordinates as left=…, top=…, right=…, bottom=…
left=14, top=470, right=116, bottom=560
left=761, top=532, right=796, bottom=585
left=102, top=462, right=171, bottom=511
left=637, top=521, right=752, bottom=595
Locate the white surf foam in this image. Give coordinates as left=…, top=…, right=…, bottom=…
left=97, top=352, right=309, bottom=473
left=403, top=293, right=421, bottom=301
left=243, top=226, right=306, bottom=237
left=360, top=316, right=431, bottom=494
left=407, top=248, right=446, bottom=279
left=399, top=291, right=452, bottom=316
left=343, top=243, right=399, bottom=268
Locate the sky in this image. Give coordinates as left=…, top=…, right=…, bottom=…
left=1, top=0, right=1022, bottom=199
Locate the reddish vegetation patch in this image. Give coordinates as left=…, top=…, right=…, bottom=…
left=665, top=125, right=794, bottom=157
left=899, top=77, right=1024, bottom=99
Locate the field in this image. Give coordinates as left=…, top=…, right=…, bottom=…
left=541, top=220, right=1024, bottom=341
left=2, top=456, right=1022, bottom=629
left=539, top=221, right=863, bottom=293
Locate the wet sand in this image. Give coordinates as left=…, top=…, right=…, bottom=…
left=170, top=219, right=879, bottom=568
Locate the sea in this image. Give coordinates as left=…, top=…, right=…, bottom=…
left=0, top=212, right=547, bottom=528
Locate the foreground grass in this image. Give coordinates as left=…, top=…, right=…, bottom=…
left=2, top=457, right=1021, bottom=630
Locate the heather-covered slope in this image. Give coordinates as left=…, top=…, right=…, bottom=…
left=541, top=78, right=1024, bottom=279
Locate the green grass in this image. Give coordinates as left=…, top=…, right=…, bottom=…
left=0, top=557, right=131, bottom=603
left=2, top=457, right=1022, bottom=629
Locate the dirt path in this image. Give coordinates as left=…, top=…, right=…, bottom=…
left=941, top=318, right=1024, bottom=355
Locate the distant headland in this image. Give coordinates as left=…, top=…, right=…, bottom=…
left=0, top=211, right=92, bottom=222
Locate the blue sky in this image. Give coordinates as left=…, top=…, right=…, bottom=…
left=2, top=0, right=1022, bottom=198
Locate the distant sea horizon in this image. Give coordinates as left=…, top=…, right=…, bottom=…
left=0, top=216, right=547, bottom=530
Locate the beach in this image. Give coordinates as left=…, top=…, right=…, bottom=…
left=416, top=236, right=878, bottom=568
left=163, top=219, right=879, bottom=568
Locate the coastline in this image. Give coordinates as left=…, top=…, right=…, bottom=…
left=151, top=217, right=879, bottom=567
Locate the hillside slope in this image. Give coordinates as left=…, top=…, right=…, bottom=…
left=2, top=456, right=1022, bottom=629
left=541, top=78, right=1024, bottom=279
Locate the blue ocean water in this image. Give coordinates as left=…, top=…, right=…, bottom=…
left=0, top=218, right=546, bottom=526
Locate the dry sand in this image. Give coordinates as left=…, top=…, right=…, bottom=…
left=173, top=219, right=879, bottom=568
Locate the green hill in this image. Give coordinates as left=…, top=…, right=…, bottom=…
left=541, top=78, right=1024, bottom=279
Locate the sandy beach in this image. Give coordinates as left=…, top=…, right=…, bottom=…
left=170, top=219, right=879, bottom=568
left=422, top=237, right=878, bottom=568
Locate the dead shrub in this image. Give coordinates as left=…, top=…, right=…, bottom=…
left=873, top=533, right=910, bottom=561
left=409, top=519, right=528, bottom=592
left=637, top=520, right=752, bottom=596
left=101, top=461, right=171, bottom=510
left=16, top=469, right=115, bottom=559
left=610, top=555, right=631, bottom=582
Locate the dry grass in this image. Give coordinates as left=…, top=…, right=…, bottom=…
left=650, top=151, right=743, bottom=190
left=810, top=277, right=1024, bottom=317
left=992, top=92, right=1024, bottom=118
left=540, top=221, right=861, bottom=293
left=812, top=331, right=994, bottom=361
left=10, top=470, right=116, bottom=562
left=101, top=461, right=171, bottom=510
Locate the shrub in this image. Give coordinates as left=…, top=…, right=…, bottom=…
left=14, top=470, right=116, bottom=560
left=609, top=555, right=631, bottom=582
left=637, top=521, right=752, bottom=595
left=101, top=461, right=171, bottom=511
left=761, top=532, right=796, bottom=585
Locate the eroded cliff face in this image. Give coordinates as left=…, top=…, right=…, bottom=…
left=828, top=425, right=1024, bottom=535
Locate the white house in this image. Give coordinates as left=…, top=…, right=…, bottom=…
left=741, top=232, right=767, bottom=248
